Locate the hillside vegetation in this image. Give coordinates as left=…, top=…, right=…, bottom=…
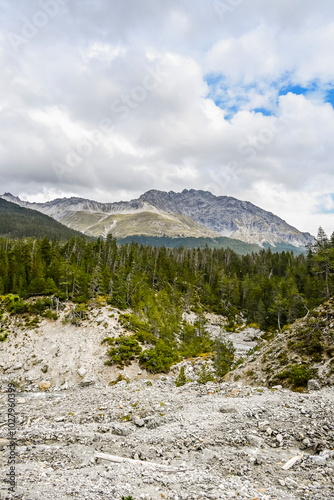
left=228, top=297, right=334, bottom=389
left=0, top=226, right=333, bottom=379
left=0, top=198, right=90, bottom=241
left=0, top=228, right=332, bottom=327
left=117, top=235, right=261, bottom=254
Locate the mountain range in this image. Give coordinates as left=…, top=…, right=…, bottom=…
left=0, top=189, right=314, bottom=249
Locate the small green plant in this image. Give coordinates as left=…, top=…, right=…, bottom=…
left=9, top=380, right=20, bottom=389
left=247, top=344, right=261, bottom=356
left=175, top=366, right=187, bottom=387
left=63, top=304, right=88, bottom=326
left=247, top=322, right=260, bottom=329
left=121, top=496, right=134, bottom=500
left=24, top=316, right=41, bottom=329
left=225, top=320, right=237, bottom=333
left=43, top=310, right=58, bottom=320
left=0, top=328, right=8, bottom=342
left=232, top=357, right=244, bottom=369
left=109, top=374, right=130, bottom=386
left=197, top=363, right=215, bottom=384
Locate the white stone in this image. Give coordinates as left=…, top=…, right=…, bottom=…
left=78, top=367, right=87, bottom=378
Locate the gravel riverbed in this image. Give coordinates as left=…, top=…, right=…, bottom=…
left=1, top=379, right=333, bottom=500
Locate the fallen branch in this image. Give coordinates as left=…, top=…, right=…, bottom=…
left=282, top=454, right=303, bottom=470
left=95, top=452, right=193, bottom=472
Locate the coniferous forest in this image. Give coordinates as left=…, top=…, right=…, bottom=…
left=0, top=228, right=333, bottom=334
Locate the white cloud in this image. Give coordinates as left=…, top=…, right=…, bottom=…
left=0, top=0, right=334, bottom=235
left=243, top=182, right=334, bottom=237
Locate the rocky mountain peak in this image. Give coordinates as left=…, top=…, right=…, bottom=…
left=0, top=189, right=315, bottom=247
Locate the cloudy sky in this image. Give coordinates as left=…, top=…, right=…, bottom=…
left=1, top=0, right=334, bottom=235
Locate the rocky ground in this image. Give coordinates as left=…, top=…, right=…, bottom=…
left=0, top=303, right=333, bottom=499
left=227, top=299, right=334, bottom=390
left=0, top=379, right=333, bottom=500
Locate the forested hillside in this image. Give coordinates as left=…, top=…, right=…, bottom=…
left=0, top=198, right=90, bottom=241
left=116, top=235, right=261, bottom=254
left=0, top=228, right=332, bottom=332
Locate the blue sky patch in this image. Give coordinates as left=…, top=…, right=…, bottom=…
left=325, top=88, right=334, bottom=107
left=279, top=81, right=334, bottom=107
left=252, top=107, right=273, bottom=116
left=205, top=74, right=334, bottom=116
left=278, top=84, right=309, bottom=96
left=318, top=194, right=334, bottom=214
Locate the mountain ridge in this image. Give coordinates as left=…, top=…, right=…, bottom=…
left=0, top=198, right=91, bottom=241
left=0, top=190, right=314, bottom=247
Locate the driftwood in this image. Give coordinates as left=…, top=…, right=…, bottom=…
left=95, top=452, right=193, bottom=472
left=282, top=454, right=303, bottom=470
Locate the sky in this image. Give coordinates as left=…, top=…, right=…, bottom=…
left=1, top=0, right=334, bottom=236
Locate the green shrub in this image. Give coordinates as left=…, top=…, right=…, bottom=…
left=247, top=322, right=260, bottom=329
left=225, top=320, right=237, bottom=333
left=4, top=294, right=27, bottom=314
left=25, top=316, right=40, bottom=329
left=28, top=298, right=52, bottom=315
left=139, top=339, right=179, bottom=373
left=134, top=329, right=157, bottom=346
left=0, top=330, right=8, bottom=342
left=197, top=363, right=215, bottom=384
left=232, top=357, right=244, bottom=369
left=43, top=310, right=58, bottom=320
left=276, top=363, right=315, bottom=388
left=63, top=304, right=88, bottom=326
left=120, top=313, right=149, bottom=330
left=104, top=335, right=142, bottom=367
left=179, top=321, right=214, bottom=358
left=175, top=366, right=187, bottom=387
left=213, top=338, right=235, bottom=378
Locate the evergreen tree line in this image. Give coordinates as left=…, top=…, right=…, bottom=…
left=0, top=198, right=88, bottom=241
left=0, top=228, right=333, bottom=331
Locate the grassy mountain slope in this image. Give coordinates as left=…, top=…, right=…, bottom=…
left=60, top=210, right=220, bottom=238
left=0, top=199, right=90, bottom=240
left=227, top=298, right=334, bottom=389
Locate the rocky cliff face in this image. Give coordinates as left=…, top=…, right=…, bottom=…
left=0, top=189, right=314, bottom=247
left=138, top=189, right=314, bottom=247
